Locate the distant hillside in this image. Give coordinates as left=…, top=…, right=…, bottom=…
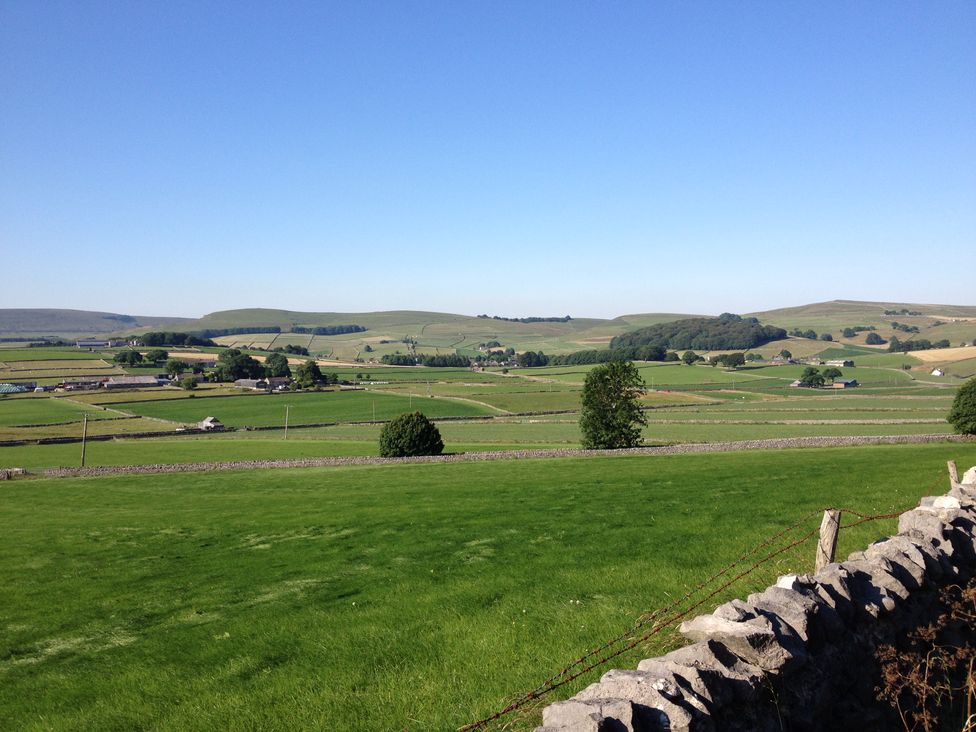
left=610, top=314, right=787, bottom=351
left=748, top=300, right=976, bottom=330
left=0, top=309, right=191, bottom=337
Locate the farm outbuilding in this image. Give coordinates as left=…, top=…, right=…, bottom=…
left=931, top=368, right=945, bottom=376
left=832, top=378, right=859, bottom=389
left=198, top=416, right=224, bottom=431
left=104, top=375, right=163, bottom=389
left=826, top=359, right=854, bottom=367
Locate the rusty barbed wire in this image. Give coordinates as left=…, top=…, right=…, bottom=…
left=459, top=468, right=949, bottom=731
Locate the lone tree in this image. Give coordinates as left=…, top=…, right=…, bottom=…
left=379, top=412, right=444, bottom=457
left=799, top=366, right=825, bottom=388
left=947, top=377, right=976, bottom=435
left=264, top=352, right=291, bottom=378
left=822, top=367, right=843, bottom=384
left=293, top=360, right=323, bottom=388
left=579, top=360, right=647, bottom=449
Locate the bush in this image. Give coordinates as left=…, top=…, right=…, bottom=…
left=579, top=361, right=647, bottom=449
left=947, top=378, right=976, bottom=435
left=378, top=412, right=444, bottom=457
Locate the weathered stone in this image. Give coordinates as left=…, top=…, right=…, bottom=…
left=576, top=670, right=709, bottom=731
left=961, top=465, right=976, bottom=485
left=538, top=697, right=658, bottom=732
left=746, top=585, right=833, bottom=646
left=660, top=640, right=765, bottom=704
left=863, top=540, right=927, bottom=590
left=679, top=613, right=802, bottom=672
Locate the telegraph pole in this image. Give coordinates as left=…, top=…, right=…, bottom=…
left=80, top=415, right=88, bottom=467
left=284, top=405, right=290, bottom=440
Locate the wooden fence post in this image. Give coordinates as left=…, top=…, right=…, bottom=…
left=948, top=460, right=959, bottom=486
left=815, top=509, right=841, bottom=572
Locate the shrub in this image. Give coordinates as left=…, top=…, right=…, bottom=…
left=378, top=412, right=444, bottom=457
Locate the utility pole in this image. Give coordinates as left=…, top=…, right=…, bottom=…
left=284, top=405, right=290, bottom=440
left=80, top=415, right=88, bottom=467
left=372, top=400, right=376, bottom=421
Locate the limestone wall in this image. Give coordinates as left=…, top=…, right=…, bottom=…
left=535, top=464, right=976, bottom=732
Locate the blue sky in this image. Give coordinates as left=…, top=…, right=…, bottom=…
left=2, top=1, right=974, bottom=318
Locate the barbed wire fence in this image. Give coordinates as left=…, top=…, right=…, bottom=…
left=459, top=469, right=948, bottom=731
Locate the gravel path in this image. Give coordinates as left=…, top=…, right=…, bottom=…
left=37, top=433, right=974, bottom=478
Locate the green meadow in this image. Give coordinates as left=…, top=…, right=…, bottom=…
left=3, top=444, right=975, bottom=731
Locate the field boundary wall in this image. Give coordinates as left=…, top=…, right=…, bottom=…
left=533, top=466, right=976, bottom=732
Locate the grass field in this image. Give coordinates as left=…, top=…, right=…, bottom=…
left=2, top=443, right=974, bottom=731
left=0, top=397, right=110, bottom=427
left=114, top=389, right=494, bottom=427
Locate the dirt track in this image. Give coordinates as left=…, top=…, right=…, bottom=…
left=37, top=433, right=974, bottom=479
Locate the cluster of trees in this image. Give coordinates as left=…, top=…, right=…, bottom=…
left=193, top=327, right=280, bottom=338
left=291, top=325, right=366, bottom=335
left=380, top=353, right=470, bottom=367
left=884, top=309, right=922, bottom=316
left=136, top=332, right=216, bottom=347
left=889, top=321, right=921, bottom=334
left=476, top=315, right=572, bottom=323
left=865, top=332, right=887, bottom=345
left=291, top=360, right=339, bottom=388
left=790, top=328, right=819, bottom=340
left=795, top=366, right=843, bottom=388
left=473, top=348, right=515, bottom=365
left=841, top=326, right=876, bottom=338
left=516, top=351, right=550, bottom=367
left=888, top=337, right=951, bottom=353
left=272, top=344, right=309, bottom=356
left=548, top=346, right=679, bottom=366
left=609, top=314, right=786, bottom=352
left=113, top=350, right=144, bottom=365
left=711, top=353, right=746, bottom=368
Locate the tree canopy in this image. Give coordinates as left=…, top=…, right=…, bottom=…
left=947, top=378, right=976, bottom=435
left=264, top=352, right=291, bottom=378
left=609, top=314, right=786, bottom=352
left=214, top=349, right=263, bottom=381
left=378, top=412, right=444, bottom=457
left=579, top=361, right=647, bottom=449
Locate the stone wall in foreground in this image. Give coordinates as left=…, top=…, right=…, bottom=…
left=536, top=464, right=976, bottom=732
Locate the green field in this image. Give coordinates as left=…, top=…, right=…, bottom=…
left=2, top=443, right=974, bottom=731
left=0, top=397, right=110, bottom=427
left=114, top=389, right=494, bottom=427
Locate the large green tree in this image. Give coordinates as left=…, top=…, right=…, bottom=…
left=579, top=361, right=647, bottom=449
left=264, top=352, right=291, bottom=378
left=947, top=377, right=976, bottom=435
left=214, top=348, right=263, bottom=381
left=293, top=360, right=323, bottom=388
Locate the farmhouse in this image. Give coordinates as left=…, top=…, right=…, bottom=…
left=76, top=339, right=126, bottom=348
left=826, top=359, right=855, bottom=367
left=60, top=378, right=105, bottom=390
left=234, top=377, right=292, bottom=391
left=104, top=375, right=163, bottom=389
left=832, top=378, right=859, bottom=389
left=931, top=368, right=945, bottom=376
left=198, top=416, right=224, bottom=431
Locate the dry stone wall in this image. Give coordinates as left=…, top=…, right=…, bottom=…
left=536, top=464, right=976, bottom=732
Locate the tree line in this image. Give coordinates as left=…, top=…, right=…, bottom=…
left=609, top=314, right=787, bottom=352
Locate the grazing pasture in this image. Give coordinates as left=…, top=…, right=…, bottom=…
left=114, top=389, right=494, bottom=427
left=2, top=444, right=974, bottom=731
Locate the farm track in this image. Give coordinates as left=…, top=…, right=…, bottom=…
left=36, top=433, right=972, bottom=478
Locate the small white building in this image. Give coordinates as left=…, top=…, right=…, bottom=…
left=931, top=368, right=945, bottom=377
left=198, top=416, right=224, bottom=431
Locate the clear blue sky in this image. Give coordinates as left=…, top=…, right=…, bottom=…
left=2, top=1, right=974, bottom=318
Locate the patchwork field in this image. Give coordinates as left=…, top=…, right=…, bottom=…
left=2, top=444, right=974, bottom=731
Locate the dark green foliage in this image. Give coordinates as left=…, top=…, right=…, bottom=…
left=682, top=350, right=698, bottom=365
left=291, top=325, right=366, bottom=335
left=887, top=337, right=946, bottom=353
left=293, top=360, right=323, bottom=388
left=820, top=333, right=833, bottom=341
left=791, top=329, right=819, bottom=340
left=865, top=332, right=886, bottom=345
left=113, top=350, right=144, bottom=365
left=193, top=327, right=280, bottom=338
left=822, top=367, right=843, bottom=382
left=145, top=349, right=168, bottom=363
left=779, top=349, right=793, bottom=359
left=214, top=349, right=264, bottom=381
left=381, top=353, right=471, bottom=367
left=137, top=332, right=216, bottom=347
left=378, top=412, right=444, bottom=457
left=273, top=344, right=310, bottom=356
left=712, top=352, right=745, bottom=368
left=579, top=361, right=647, bottom=449
left=177, top=377, right=197, bottom=390
left=609, top=314, right=786, bottom=352
left=799, top=366, right=825, bottom=388
left=947, top=378, right=976, bottom=435
left=516, top=351, right=550, bottom=367
left=550, top=345, right=666, bottom=366
left=476, top=314, right=571, bottom=323
left=165, top=358, right=190, bottom=375
left=264, top=352, right=291, bottom=378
